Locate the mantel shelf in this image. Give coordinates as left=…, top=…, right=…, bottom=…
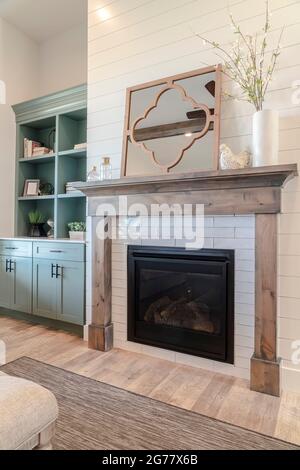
left=74, top=164, right=298, bottom=198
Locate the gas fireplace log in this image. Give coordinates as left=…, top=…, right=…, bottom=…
left=144, top=296, right=214, bottom=334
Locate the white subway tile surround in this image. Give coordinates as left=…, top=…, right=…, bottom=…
left=87, top=0, right=300, bottom=391
left=111, top=215, right=255, bottom=380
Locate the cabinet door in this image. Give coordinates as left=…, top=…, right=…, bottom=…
left=11, top=257, right=32, bottom=314
left=0, top=257, right=13, bottom=309
left=57, top=261, right=85, bottom=325
left=33, top=259, right=58, bottom=319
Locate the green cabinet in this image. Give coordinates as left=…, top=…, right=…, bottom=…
left=57, top=261, right=85, bottom=325
left=11, top=256, right=33, bottom=313
left=0, top=257, right=13, bottom=309
left=33, top=258, right=58, bottom=320
left=0, top=255, right=32, bottom=314
left=32, top=242, right=85, bottom=325
left=0, top=239, right=85, bottom=326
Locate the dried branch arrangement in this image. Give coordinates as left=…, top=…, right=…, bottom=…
left=197, top=1, right=284, bottom=111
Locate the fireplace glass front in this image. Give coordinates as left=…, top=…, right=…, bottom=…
left=127, top=246, right=234, bottom=363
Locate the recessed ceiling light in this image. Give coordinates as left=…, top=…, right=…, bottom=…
left=97, top=8, right=111, bottom=21
left=185, top=133, right=193, bottom=137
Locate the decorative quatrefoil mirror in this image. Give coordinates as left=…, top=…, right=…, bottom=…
left=121, top=65, right=222, bottom=177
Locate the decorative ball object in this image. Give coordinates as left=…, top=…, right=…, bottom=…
left=219, top=144, right=251, bottom=170
left=39, top=182, right=54, bottom=196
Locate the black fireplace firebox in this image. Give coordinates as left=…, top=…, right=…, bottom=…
left=128, top=246, right=234, bottom=364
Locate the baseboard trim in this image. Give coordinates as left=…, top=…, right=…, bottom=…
left=83, top=324, right=89, bottom=341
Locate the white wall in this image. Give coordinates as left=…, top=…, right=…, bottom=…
left=0, top=18, right=40, bottom=236
left=39, top=23, right=87, bottom=96
left=87, top=0, right=300, bottom=392
left=0, top=17, right=87, bottom=237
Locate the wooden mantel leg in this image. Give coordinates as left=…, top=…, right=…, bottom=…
left=88, top=216, right=113, bottom=351
left=251, top=213, right=281, bottom=396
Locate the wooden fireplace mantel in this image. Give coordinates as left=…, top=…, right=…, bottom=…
left=75, top=164, right=298, bottom=397
left=76, top=164, right=296, bottom=198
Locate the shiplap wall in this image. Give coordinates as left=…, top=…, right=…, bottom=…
left=87, top=0, right=300, bottom=391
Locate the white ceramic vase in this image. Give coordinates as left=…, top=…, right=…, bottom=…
left=252, top=110, right=279, bottom=167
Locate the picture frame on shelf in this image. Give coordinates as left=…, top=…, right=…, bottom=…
left=23, top=179, right=40, bottom=197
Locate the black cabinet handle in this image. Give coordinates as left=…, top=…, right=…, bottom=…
left=50, top=250, right=63, bottom=253
left=5, top=260, right=15, bottom=273
left=5, top=247, right=18, bottom=251
left=51, top=263, right=56, bottom=278
left=56, top=265, right=62, bottom=278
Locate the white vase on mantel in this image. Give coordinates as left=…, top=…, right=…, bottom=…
left=252, top=109, right=279, bottom=167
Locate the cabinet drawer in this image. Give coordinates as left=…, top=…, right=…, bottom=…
left=0, top=240, right=32, bottom=258
left=33, top=242, right=85, bottom=262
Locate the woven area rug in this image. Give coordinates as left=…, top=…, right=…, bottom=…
left=1, top=357, right=298, bottom=450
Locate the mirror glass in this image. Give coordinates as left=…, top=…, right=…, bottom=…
left=123, top=69, right=220, bottom=177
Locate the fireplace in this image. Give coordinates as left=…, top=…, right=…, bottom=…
left=128, top=246, right=234, bottom=363
left=77, top=165, right=297, bottom=395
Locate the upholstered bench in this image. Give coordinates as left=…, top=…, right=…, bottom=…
left=0, top=371, right=58, bottom=450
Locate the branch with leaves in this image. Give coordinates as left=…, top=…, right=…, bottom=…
left=197, top=1, right=283, bottom=111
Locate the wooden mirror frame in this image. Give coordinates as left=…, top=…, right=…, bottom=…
left=121, top=65, right=222, bottom=176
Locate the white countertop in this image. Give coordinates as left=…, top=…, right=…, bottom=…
left=0, top=237, right=86, bottom=244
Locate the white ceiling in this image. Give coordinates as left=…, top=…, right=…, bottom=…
left=0, top=0, right=87, bottom=43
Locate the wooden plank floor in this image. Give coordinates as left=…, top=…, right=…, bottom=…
left=1, top=315, right=300, bottom=447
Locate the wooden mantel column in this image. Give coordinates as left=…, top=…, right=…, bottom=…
left=251, top=214, right=280, bottom=396
left=88, top=216, right=113, bottom=351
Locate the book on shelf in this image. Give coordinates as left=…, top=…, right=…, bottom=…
left=74, top=143, right=87, bottom=150
left=24, top=138, right=42, bottom=158
left=65, top=182, right=83, bottom=195
left=32, top=147, right=52, bottom=157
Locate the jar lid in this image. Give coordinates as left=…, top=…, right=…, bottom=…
left=103, top=157, right=110, bottom=165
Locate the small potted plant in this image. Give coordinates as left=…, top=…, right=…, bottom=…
left=28, top=211, right=47, bottom=237
left=68, top=222, right=86, bottom=241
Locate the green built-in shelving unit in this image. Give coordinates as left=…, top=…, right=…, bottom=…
left=13, top=85, right=87, bottom=239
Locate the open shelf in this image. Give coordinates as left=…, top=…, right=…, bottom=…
left=56, top=197, right=87, bottom=239
left=57, top=193, right=85, bottom=199
left=18, top=116, right=56, bottom=159
left=19, top=154, right=56, bottom=164
left=18, top=159, right=55, bottom=199
left=14, top=85, right=87, bottom=238
left=18, top=195, right=55, bottom=201
left=57, top=151, right=87, bottom=196
left=58, top=149, right=87, bottom=158
left=18, top=198, right=54, bottom=238
left=58, top=108, right=87, bottom=153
